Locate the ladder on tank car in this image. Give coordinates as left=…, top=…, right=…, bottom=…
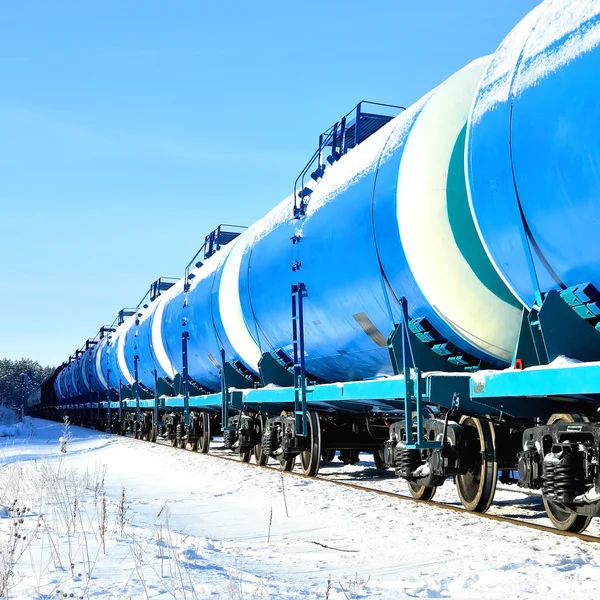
left=292, top=283, right=308, bottom=437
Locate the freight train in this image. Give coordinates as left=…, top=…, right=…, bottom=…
left=38, top=1, right=600, bottom=533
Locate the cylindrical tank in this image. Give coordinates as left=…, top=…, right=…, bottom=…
left=63, top=363, right=75, bottom=398
left=78, top=348, right=92, bottom=396
left=161, top=246, right=241, bottom=391
left=71, top=354, right=82, bottom=397
left=467, top=1, right=600, bottom=308
left=91, top=335, right=111, bottom=394
left=54, top=366, right=67, bottom=400
left=105, top=325, right=130, bottom=392
left=122, top=295, right=176, bottom=392
left=88, top=340, right=105, bottom=394
left=110, top=318, right=135, bottom=390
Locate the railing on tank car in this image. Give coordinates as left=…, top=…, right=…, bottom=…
left=293, top=101, right=405, bottom=218
left=183, top=224, right=247, bottom=292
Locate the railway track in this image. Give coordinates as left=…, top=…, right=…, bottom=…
left=118, top=432, right=600, bottom=545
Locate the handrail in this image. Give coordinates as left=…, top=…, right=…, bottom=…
left=184, top=224, right=247, bottom=292
left=293, top=127, right=337, bottom=217
left=293, top=101, right=406, bottom=218
left=184, top=240, right=209, bottom=293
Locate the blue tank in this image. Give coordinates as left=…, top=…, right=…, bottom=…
left=78, top=349, right=92, bottom=396
left=467, top=1, right=600, bottom=308
left=91, top=335, right=111, bottom=394
left=108, top=320, right=134, bottom=390
left=54, top=367, right=67, bottom=400
left=88, top=340, right=105, bottom=394
left=64, top=362, right=74, bottom=398
left=71, top=354, right=83, bottom=397
left=161, top=249, right=239, bottom=391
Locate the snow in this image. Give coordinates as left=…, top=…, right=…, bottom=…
left=471, top=5, right=544, bottom=122
left=0, top=423, right=26, bottom=438
left=517, top=0, right=600, bottom=92
left=411, top=463, right=432, bottom=478
left=574, top=487, right=600, bottom=504
left=2, top=419, right=600, bottom=599
left=0, top=409, right=30, bottom=439
left=472, top=0, right=600, bottom=123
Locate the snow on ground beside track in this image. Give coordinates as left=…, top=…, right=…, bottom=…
left=0, top=408, right=32, bottom=439
left=1, top=420, right=600, bottom=599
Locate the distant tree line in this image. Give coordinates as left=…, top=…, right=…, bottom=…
left=0, top=358, right=55, bottom=407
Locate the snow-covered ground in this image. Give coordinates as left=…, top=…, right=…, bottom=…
left=1, top=419, right=600, bottom=599
left=0, top=406, right=30, bottom=438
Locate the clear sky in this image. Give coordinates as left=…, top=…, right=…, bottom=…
left=0, top=0, right=540, bottom=368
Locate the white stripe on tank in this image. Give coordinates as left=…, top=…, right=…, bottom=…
left=117, top=318, right=136, bottom=385
left=151, top=282, right=179, bottom=379
left=397, top=58, right=521, bottom=363
left=218, top=227, right=262, bottom=373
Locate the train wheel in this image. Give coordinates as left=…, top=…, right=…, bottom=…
left=254, top=416, right=268, bottom=466
left=198, top=411, right=211, bottom=454
left=300, top=411, right=321, bottom=477
left=542, top=498, right=592, bottom=533
left=321, top=449, right=336, bottom=462
left=408, top=482, right=436, bottom=501
left=169, top=425, right=178, bottom=447
left=278, top=455, right=295, bottom=471
left=255, top=443, right=268, bottom=466
left=455, top=416, right=497, bottom=512
left=542, top=413, right=592, bottom=533
left=373, top=449, right=388, bottom=471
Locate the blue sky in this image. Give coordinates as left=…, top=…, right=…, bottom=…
left=0, top=0, right=540, bottom=367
